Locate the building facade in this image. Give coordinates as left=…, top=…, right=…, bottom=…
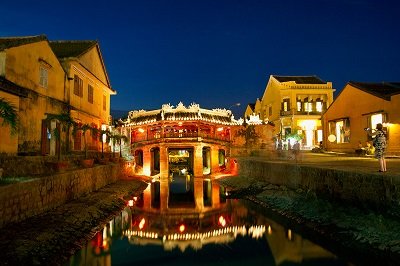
left=0, top=35, right=67, bottom=155
left=257, top=75, right=334, bottom=149
left=322, top=82, right=400, bottom=155
left=121, top=102, right=240, bottom=178
left=0, top=35, right=115, bottom=155
left=50, top=40, right=116, bottom=153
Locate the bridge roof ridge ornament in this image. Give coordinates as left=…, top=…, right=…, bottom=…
left=123, top=102, right=242, bottom=126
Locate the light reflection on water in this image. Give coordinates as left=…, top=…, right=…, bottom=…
left=67, top=177, right=347, bottom=265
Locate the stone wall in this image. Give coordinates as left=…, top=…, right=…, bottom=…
left=0, top=164, right=121, bottom=229
left=238, top=158, right=400, bottom=209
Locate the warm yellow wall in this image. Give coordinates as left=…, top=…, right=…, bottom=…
left=5, top=41, right=65, bottom=102
left=0, top=91, right=19, bottom=154
left=67, top=61, right=111, bottom=125
left=323, top=84, right=400, bottom=154
left=253, top=98, right=262, bottom=117
left=244, top=105, right=254, bottom=118
left=4, top=41, right=66, bottom=153
left=62, top=46, right=114, bottom=152
left=79, top=46, right=109, bottom=86
left=261, top=75, right=334, bottom=139
left=260, top=78, right=281, bottom=124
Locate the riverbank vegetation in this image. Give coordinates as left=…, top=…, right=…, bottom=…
left=218, top=175, right=400, bottom=264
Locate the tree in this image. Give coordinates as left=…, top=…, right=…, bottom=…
left=0, top=97, right=18, bottom=134
left=74, top=123, right=95, bottom=159
left=235, top=125, right=259, bottom=148
left=97, top=129, right=110, bottom=159
left=45, top=111, right=76, bottom=161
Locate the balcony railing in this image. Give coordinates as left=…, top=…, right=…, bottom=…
left=280, top=110, right=324, bottom=116
left=133, top=132, right=231, bottom=143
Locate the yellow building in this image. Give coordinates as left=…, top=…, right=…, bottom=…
left=258, top=75, right=334, bottom=149
left=322, top=82, right=400, bottom=155
left=0, top=35, right=67, bottom=155
left=0, top=35, right=115, bottom=155
left=50, top=40, right=116, bottom=153
left=244, top=98, right=261, bottom=120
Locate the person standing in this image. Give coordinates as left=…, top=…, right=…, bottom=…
left=292, top=140, right=301, bottom=162
left=367, top=123, right=387, bottom=172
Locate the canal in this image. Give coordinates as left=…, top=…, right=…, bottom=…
left=66, top=175, right=348, bottom=265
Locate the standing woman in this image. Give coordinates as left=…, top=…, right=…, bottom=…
left=368, top=123, right=387, bottom=172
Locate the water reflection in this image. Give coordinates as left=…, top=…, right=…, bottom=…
left=67, top=178, right=345, bottom=265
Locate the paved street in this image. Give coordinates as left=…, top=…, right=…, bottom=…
left=251, top=151, right=400, bottom=177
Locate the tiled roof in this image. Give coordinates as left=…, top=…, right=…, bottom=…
left=128, top=111, right=234, bottom=125
left=49, top=40, right=97, bottom=58
left=273, top=75, right=327, bottom=84
left=0, top=35, right=47, bottom=51
left=0, top=76, right=29, bottom=97
left=349, top=81, right=400, bottom=101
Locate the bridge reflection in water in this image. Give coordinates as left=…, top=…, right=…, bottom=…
left=67, top=178, right=347, bottom=265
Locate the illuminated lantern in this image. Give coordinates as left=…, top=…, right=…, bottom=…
left=139, top=218, right=146, bottom=230
left=218, top=215, right=226, bottom=227
left=179, top=224, right=185, bottom=233
left=128, top=200, right=134, bottom=207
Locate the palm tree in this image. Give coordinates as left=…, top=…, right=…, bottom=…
left=98, top=129, right=110, bottom=159
left=0, top=97, right=18, bottom=134
left=45, top=111, right=76, bottom=161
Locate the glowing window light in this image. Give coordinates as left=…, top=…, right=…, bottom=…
left=370, top=114, right=383, bottom=129
left=138, top=128, right=145, bottom=133
left=316, top=101, right=323, bottom=112
left=287, top=229, right=292, bottom=241
left=217, top=127, right=223, bottom=132
left=299, top=119, right=316, bottom=130
left=128, top=200, right=134, bottom=207
left=268, top=225, right=272, bottom=235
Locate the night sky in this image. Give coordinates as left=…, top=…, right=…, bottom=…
left=1, top=0, right=399, bottom=118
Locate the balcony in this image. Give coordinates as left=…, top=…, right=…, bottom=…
left=133, top=132, right=231, bottom=144
left=280, top=110, right=323, bottom=117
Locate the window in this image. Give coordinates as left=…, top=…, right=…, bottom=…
left=39, top=66, right=48, bottom=88
left=304, top=102, right=313, bottom=112
left=367, top=113, right=388, bottom=140
left=297, top=101, right=302, bottom=112
left=328, top=118, right=350, bottom=143
left=282, top=98, right=290, bottom=112
left=316, top=101, right=323, bottom=112
left=370, top=113, right=384, bottom=129
left=103, top=95, right=106, bottom=111
left=74, top=75, right=83, bottom=97
left=88, top=84, right=94, bottom=104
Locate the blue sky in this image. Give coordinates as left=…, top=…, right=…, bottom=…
left=1, top=0, right=399, bottom=118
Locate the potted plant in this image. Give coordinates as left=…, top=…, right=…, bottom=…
left=75, top=123, right=95, bottom=168
left=0, top=97, right=18, bottom=177
left=97, top=129, right=110, bottom=164
left=45, top=111, right=76, bottom=172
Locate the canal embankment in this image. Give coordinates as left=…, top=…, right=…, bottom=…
left=237, top=155, right=400, bottom=210
left=217, top=154, right=400, bottom=265
left=0, top=178, right=148, bottom=266
left=0, top=159, right=132, bottom=229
